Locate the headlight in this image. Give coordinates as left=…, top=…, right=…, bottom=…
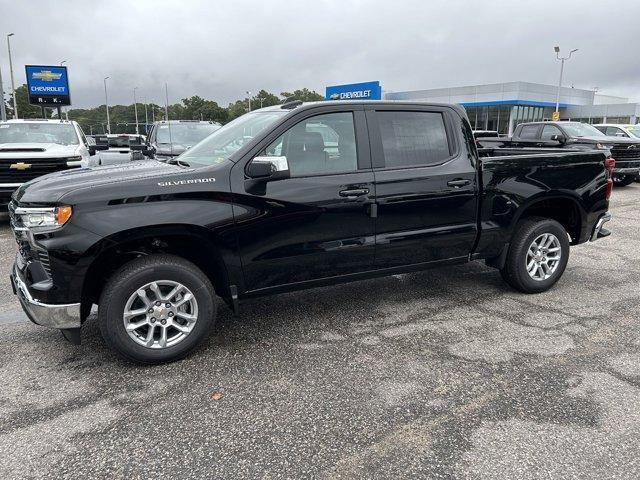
left=595, top=143, right=614, bottom=150
left=15, top=206, right=73, bottom=229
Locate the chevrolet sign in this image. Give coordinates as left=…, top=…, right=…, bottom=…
left=25, top=65, right=71, bottom=106
left=325, top=81, right=382, bottom=102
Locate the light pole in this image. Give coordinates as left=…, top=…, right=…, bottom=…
left=103, top=76, right=111, bottom=134
left=0, top=64, right=6, bottom=121
left=60, top=61, right=68, bottom=120
left=133, top=87, right=139, bottom=134
left=7, top=33, right=17, bottom=119
left=246, top=91, right=251, bottom=112
left=164, top=83, right=169, bottom=121
left=554, top=46, right=578, bottom=115
left=143, top=97, right=148, bottom=126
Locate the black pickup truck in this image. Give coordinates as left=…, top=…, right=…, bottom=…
left=9, top=101, right=613, bottom=363
left=476, top=121, right=640, bottom=186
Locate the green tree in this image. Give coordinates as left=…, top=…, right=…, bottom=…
left=280, top=88, right=324, bottom=102
left=7, top=84, right=49, bottom=119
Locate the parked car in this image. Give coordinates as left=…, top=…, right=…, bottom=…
left=0, top=119, right=102, bottom=206
left=144, top=120, right=221, bottom=161
left=94, top=134, right=147, bottom=166
left=593, top=123, right=640, bottom=139
left=476, top=121, right=640, bottom=186
left=10, top=101, right=612, bottom=363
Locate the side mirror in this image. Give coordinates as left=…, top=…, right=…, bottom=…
left=550, top=134, right=566, bottom=144
left=247, top=156, right=289, bottom=180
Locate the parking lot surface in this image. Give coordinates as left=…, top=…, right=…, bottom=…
left=0, top=186, right=639, bottom=479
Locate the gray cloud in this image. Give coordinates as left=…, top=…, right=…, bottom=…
left=1, top=0, right=639, bottom=109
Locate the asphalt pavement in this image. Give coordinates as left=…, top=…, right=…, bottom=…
left=0, top=186, right=639, bottom=479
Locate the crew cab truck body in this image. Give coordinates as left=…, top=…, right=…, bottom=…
left=477, top=120, right=640, bottom=186
left=10, top=101, right=612, bottom=363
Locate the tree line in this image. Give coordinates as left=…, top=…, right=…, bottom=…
left=2, top=86, right=324, bottom=134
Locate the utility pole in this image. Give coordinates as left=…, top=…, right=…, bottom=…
left=103, top=76, right=111, bottom=134
left=0, top=64, right=6, bottom=121
left=554, top=46, right=578, bottom=115
left=164, top=83, right=169, bottom=121
left=7, top=33, right=17, bottom=119
left=133, top=87, right=139, bottom=134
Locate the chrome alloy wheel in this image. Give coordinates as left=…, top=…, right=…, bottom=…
left=123, top=280, right=199, bottom=349
left=525, top=233, right=562, bottom=281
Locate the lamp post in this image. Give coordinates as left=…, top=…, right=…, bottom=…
left=60, top=61, right=68, bottom=120
left=554, top=46, right=578, bottom=115
left=0, top=64, right=6, bottom=121
left=103, top=76, right=111, bottom=134
left=246, top=91, right=251, bottom=112
left=133, top=87, right=139, bottom=134
left=7, top=33, right=17, bottom=119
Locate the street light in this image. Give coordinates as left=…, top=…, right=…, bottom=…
left=60, top=60, right=67, bottom=66
left=133, top=87, right=139, bottom=134
left=7, top=33, right=17, bottom=119
left=554, top=46, right=578, bottom=115
left=103, top=76, right=111, bottom=134
left=0, top=63, right=6, bottom=121
left=246, top=91, right=251, bottom=112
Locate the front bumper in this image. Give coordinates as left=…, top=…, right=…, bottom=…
left=11, top=266, right=81, bottom=329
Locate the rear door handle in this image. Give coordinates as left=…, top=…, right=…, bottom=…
left=339, top=188, right=369, bottom=198
left=447, top=179, right=471, bottom=188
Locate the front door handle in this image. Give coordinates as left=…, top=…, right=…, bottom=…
left=447, top=179, right=471, bottom=188
left=339, top=188, right=369, bottom=198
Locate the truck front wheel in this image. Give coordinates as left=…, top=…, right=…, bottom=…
left=500, top=217, right=570, bottom=293
left=98, top=254, right=216, bottom=364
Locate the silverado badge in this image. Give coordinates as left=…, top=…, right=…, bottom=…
left=10, top=162, right=32, bottom=170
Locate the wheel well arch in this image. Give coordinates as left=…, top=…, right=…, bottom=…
left=81, top=224, right=232, bottom=317
left=513, top=195, right=584, bottom=243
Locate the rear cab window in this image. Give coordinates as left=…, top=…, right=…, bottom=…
left=370, top=109, right=454, bottom=169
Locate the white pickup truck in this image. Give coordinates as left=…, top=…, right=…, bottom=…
left=0, top=119, right=95, bottom=206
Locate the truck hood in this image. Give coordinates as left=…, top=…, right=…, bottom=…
left=13, top=160, right=187, bottom=204
left=0, top=142, right=79, bottom=158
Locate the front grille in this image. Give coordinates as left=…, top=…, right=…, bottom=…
left=610, top=147, right=640, bottom=161
left=0, top=157, right=77, bottom=183
left=37, top=250, right=52, bottom=277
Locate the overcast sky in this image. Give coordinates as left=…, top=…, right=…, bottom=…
left=1, top=0, right=639, bottom=109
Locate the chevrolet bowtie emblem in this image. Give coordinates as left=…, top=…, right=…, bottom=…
left=10, top=162, right=32, bottom=170
left=32, top=70, right=62, bottom=82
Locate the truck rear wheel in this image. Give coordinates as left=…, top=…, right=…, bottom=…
left=98, top=254, right=216, bottom=364
left=500, top=217, right=570, bottom=293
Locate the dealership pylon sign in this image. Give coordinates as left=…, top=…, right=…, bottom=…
left=25, top=65, right=71, bottom=106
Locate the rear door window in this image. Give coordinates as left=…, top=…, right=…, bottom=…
left=518, top=124, right=540, bottom=139
left=376, top=111, right=451, bottom=168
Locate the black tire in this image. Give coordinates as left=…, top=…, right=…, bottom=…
left=500, top=217, right=570, bottom=293
left=98, top=254, right=216, bottom=364
left=613, top=175, right=636, bottom=187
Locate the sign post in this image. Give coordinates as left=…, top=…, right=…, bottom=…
left=25, top=65, right=71, bottom=119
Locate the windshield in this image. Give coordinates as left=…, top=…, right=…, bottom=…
left=179, top=111, right=286, bottom=166
left=0, top=122, right=79, bottom=145
left=109, top=135, right=144, bottom=148
left=560, top=123, right=605, bottom=138
left=625, top=125, right=640, bottom=138
left=155, top=123, right=221, bottom=147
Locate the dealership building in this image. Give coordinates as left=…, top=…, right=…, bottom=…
left=384, top=81, right=640, bottom=135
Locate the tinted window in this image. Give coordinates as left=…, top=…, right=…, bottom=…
left=518, top=125, right=539, bottom=139
left=541, top=124, right=563, bottom=140
left=376, top=111, right=450, bottom=168
left=605, top=126, right=626, bottom=137
left=263, top=112, right=357, bottom=177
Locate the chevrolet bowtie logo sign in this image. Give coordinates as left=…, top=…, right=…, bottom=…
left=10, top=163, right=32, bottom=170
left=32, top=70, right=62, bottom=82
left=330, top=93, right=340, bottom=100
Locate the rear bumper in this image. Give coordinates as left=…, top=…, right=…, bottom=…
left=590, top=212, right=612, bottom=242
left=11, top=265, right=81, bottom=329
left=613, top=167, right=640, bottom=175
